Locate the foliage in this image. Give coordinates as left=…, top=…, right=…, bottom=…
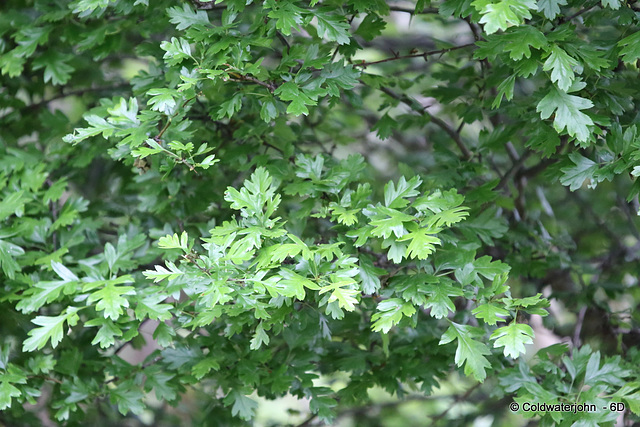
left=1, top=0, right=640, bottom=425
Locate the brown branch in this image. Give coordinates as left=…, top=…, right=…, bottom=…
left=573, top=305, right=587, bottom=348
left=378, top=86, right=472, bottom=160
left=354, top=43, right=476, bottom=67
left=388, top=6, right=439, bottom=14
left=227, top=71, right=277, bottom=92
left=29, top=375, right=64, bottom=385
left=151, top=94, right=201, bottom=174
left=295, top=413, right=318, bottom=427
left=189, top=0, right=226, bottom=10
left=45, top=178, right=59, bottom=250
left=431, top=382, right=482, bottom=424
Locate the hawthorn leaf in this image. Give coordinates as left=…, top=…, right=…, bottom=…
left=472, top=0, right=537, bottom=34
left=543, top=45, right=579, bottom=92
left=491, top=322, right=534, bottom=358
left=537, top=0, right=567, bottom=19
left=439, top=322, right=492, bottom=382
left=560, top=152, right=598, bottom=191
left=22, top=307, right=80, bottom=352
left=536, top=86, right=594, bottom=142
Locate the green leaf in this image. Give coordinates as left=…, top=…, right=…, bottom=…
left=354, top=13, right=386, bottom=41
left=62, top=114, right=115, bottom=144
left=15, top=279, right=76, bottom=314
left=412, top=189, right=465, bottom=213
left=161, top=37, right=192, bottom=66
left=423, top=282, right=464, bottom=319
left=192, top=358, right=221, bottom=380
left=358, top=255, right=385, bottom=294
left=86, top=279, right=135, bottom=320
left=490, top=322, right=534, bottom=358
left=0, top=379, right=22, bottom=410
left=85, top=317, right=123, bottom=348
left=32, top=51, right=74, bottom=85
left=397, top=228, right=441, bottom=260
left=560, top=152, right=598, bottom=191
left=143, top=261, right=184, bottom=283
left=266, top=0, right=305, bottom=36
left=71, top=0, right=112, bottom=14
left=225, top=391, right=258, bottom=421
left=371, top=298, right=417, bottom=333
left=110, top=382, right=146, bottom=415
left=167, top=3, right=210, bottom=30
left=250, top=322, right=270, bottom=350
left=368, top=206, right=415, bottom=239
left=158, top=231, right=189, bottom=251
left=472, top=0, right=537, bottom=34
left=601, top=0, right=621, bottom=9
left=224, top=167, right=281, bottom=218
left=320, top=278, right=359, bottom=311
left=536, top=86, right=594, bottom=142
left=427, top=206, right=470, bottom=228
left=0, top=191, right=28, bottom=222
left=439, top=322, right=492, bottom=382
left=315, top=11, right=351, bottom=45
left=134, top=294, right=173, bottom=321
left=22, top=307, right=80, bottom=352
left=472, top=303, right=510, bottom=325
left=260, top=98, right=278, bottom=122
left=216, top=93, right=243, bottom=119
left=278, top=268, right=319, bottom=299
left=384, top=176, right=421, bottom=209
left=492, top=74, right=516, bottom=108
left=618, top=31, right=640, bottom=63
left=147, top=88, right=178, bottom=114
left=372, top=113, right=397, bottom=140
left=0, top=239, right=25, bottom=279
left=537, top=0, right=567, bottom=19
left=543, top=45, right=579, bottom=92
left=51, top=260, right=79, bottom=282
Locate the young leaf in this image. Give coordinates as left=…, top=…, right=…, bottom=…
left=384, top=176, right=422, bottom=209
left=472, top=0, right=537, bottom=34
left=439, top=322, right=492, bottom=382
left=560, top=152, right=598, bottom=191
left=490, top=322, right=534, bottom=358
left=397, top=228, right=441, bottom=260
left=22, top=307, right=80, bottom=352
left=536, top=86, right=594, bottom=142
left=543, top=45, right=579, bottom=92
left=167, top=3, right=210, bottom=30
left=537, top=0, right=567, bottom=19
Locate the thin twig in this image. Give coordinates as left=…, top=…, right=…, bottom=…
left=29, top=375, right=64, bottom=385
left=497, top=150, right=533, bottom=190
left=573, top=306, right=587, bottom=348
left=431, top=382, right=482, bottom=424
left=45, top=178, right=59, bottom=250
left=189, top=0, right=226, bottom=10
left=378, top=86, right=472, bottom=160
left=354, top=43, right=475, bottom=67
left=295, top=413, right=318, bottom=427
left=388, top=6, right=439, bottom=14
left=227, top=75, right=277, bottom=92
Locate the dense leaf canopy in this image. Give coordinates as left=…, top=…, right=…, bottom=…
left=1, top=0, right=640, bottom=425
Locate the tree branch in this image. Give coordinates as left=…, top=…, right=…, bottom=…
left=377, top=86, right=472, bottom=160
left=388, top=6, right=439, bottom=14
left=354, top=43, right=476, bottom=67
